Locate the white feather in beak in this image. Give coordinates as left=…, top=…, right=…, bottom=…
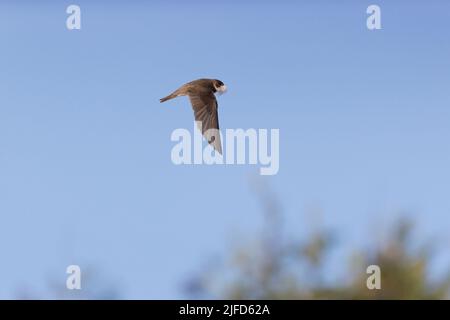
left=216, top=85, right=227, bottom=95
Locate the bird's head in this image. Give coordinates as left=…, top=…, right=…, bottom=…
left=213, top=79, right=227, bottom=95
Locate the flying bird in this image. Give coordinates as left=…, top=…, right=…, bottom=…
left=160, top=78, right=227, bottom=154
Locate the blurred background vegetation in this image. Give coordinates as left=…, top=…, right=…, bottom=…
left=185, top=181, right=450, bottom=300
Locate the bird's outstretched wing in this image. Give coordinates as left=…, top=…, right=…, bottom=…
left=188, top=92, right=222, bottom=154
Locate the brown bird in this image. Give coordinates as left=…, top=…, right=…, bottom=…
left=160, top=78, right=227, bottom=154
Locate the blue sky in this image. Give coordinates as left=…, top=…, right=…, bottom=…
left=0, top=1, right=450, bottom=298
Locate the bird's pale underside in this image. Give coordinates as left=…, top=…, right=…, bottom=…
left=160, top=79, right=227, bottom=154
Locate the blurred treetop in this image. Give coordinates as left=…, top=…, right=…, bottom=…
left=187, top=183, right=450, bottom=300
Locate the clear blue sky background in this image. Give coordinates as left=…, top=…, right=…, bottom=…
left=1, top=0, right=449, bottom=298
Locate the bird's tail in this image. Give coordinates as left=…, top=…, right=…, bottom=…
left=160, top=91, right=179, bottom=103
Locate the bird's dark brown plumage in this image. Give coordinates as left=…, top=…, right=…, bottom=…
left=160, top=79, right=227, bottom=154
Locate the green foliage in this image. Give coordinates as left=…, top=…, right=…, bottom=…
left=188, top=188, right=450, bottom=300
